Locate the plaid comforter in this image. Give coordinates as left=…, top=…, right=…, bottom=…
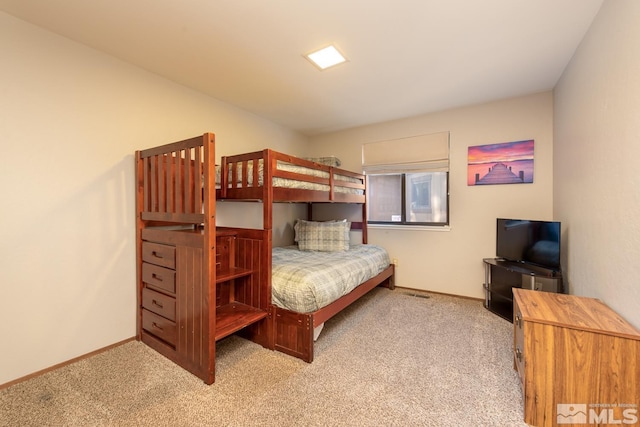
left=271, top=245, right=391, bottom=313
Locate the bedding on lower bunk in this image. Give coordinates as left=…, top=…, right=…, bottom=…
left=271, top=245, right=391, bottom=313
left=215, top=160, right=363, bottom=194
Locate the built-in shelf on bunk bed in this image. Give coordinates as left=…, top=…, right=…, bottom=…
left=214, top=227, right=268, bottom=342
left=136, top=133, right=395, bottom=384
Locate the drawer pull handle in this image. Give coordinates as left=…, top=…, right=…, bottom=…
left=151, top=251, right=163, bottom=259
left=152, top=273, right=163, bottom=282
left=152, top=299, right=164, bottom=309
left=515, top=313, right=522, bottom=328
left=152, top=322, right=163, bottom=331
left=516, top=347, right=523, bottom=363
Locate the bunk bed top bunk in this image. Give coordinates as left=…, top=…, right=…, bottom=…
left=217, top=148, right=369, bottom=243
left=218, top=149, right=366, bottom=203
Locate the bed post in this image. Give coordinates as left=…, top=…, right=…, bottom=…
left=202, top=133, right=217, bottom=384
left=135, top=150, right=144, bottom=341
left=219, top=155, right=228, bottom=199
left=262, top=149, right=275, bottom=351
left=361, top=202, right=368, bottom=244
left=262, top=149, right=273, bottom=230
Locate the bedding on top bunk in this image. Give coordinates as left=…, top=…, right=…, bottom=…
left=214, top=159, right=363, bottom=194
left=271, top=245, right=391, bottom=313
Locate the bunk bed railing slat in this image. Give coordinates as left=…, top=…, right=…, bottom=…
left=170, top=151, right=179, bottom=214
left=143, top=157, right=150, bottom=213
left=252, top=158, right=260, bottom=190
left=185, top=148, right=193, bottom=214
left=159, top=153, right=168, bottom=212
left=241, top=160, right=248, bottom=189
left=195, top=146, right=203, bottom=215
left=271, top=169, right=330, bottom=186
left=329, top=167, right=335, bottom=201
left=149, top=156, right=157, bottom=212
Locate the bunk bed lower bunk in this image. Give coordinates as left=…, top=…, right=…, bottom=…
left=218, top=149, right=395, bottom=362
left=271, top=243, right=394, bottom=362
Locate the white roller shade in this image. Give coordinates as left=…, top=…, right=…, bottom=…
left=362, top=131, right=450, bottom=174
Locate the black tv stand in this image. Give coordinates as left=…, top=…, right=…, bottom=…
left=483, top=258, right=562, bottom=321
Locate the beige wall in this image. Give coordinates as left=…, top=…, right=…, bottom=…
left=310, top=92, right=555, bottom=298
left=0, top=12, right=306, bottom=385
left=554, top=0, right=640, bottom=327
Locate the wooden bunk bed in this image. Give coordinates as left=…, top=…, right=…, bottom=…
left=135, top=133, right=271, bottom=384
left=135, top=133, right=394, bottom=384
left=218, top=148, right=395, bottom=363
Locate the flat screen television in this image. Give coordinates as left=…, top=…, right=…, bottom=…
left=496, top=218, right=561, bottom=271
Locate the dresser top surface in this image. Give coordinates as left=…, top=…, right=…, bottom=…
left=513, top=288, right=640, bottom=340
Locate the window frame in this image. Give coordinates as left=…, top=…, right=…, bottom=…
left=366, top=171, right=450, bottom=227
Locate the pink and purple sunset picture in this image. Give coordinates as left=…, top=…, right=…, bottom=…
left=467, top=139, right=534, bottom=186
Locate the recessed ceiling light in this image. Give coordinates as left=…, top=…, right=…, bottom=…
left=305, top=45, right=348, bottom=70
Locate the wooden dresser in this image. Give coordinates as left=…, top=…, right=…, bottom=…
left=513, top=288, right=640, bottom=427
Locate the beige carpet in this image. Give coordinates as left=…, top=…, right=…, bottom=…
left=0, top=288, right=527, bottom=426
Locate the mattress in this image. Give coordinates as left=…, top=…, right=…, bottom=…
left=216, top=160, right=363, bottom=194
left=271, top=245, right=391, bottom=313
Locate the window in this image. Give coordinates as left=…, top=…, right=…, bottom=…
left=367, top=172, right=448, bottom=225
left=363, top=132, right=450, bottom=227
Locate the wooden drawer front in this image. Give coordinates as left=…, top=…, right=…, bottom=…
left=142, top=242, right=175, bottom=269
left=142, top=309, right=177, bottom=345
left=142, top=287, right=176, bottom=321
left=142, top=263, right=176, bottom=294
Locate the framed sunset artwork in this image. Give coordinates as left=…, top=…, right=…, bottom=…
left=467, top=139, right=534, bottom=186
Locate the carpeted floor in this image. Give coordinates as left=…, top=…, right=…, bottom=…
left=0, top=288, right=527, bottom=426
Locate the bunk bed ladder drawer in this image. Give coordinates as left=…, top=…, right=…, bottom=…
left=142, top=309, right=177, bottom=346
left=142, top=287, right=176, bottom=321
left=142, top=241, right=176, bottom=269
left=142, top=263, right=176, bottom=294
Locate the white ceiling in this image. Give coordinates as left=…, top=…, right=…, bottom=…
left=0, top=0, right=604, bottom=136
